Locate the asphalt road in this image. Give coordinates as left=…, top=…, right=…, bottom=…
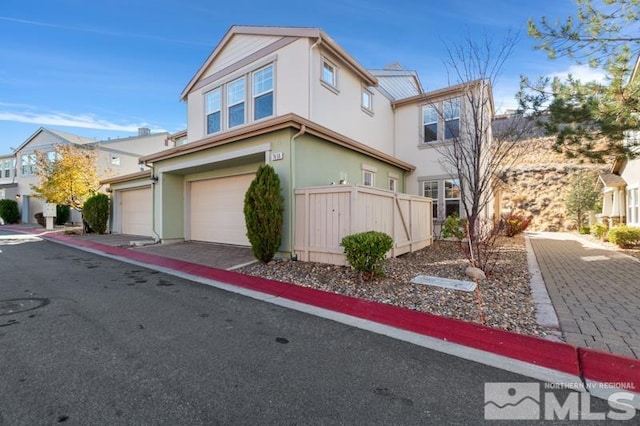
left=0, top=230, right=619, bottom=425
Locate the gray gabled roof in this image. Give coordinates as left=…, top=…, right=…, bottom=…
left=368, top=69, right=423, bottom=101
left=14, top=127, right=95, bottom=152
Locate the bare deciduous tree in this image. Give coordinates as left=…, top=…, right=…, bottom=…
left=430, top=31, right=535, bottom=271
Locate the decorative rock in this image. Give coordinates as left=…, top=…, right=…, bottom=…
left=465, top=266, right=486, bottom=280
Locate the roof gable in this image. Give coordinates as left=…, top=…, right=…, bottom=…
left=180, top=25, right=377, bottom=100
left=14, top=127, right=94, bottom=153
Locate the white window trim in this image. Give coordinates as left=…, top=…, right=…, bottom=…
left=361, top=87, right=373, bottom=115
left=227, top=76, right=246, bottom=129
left=363, top=170, right=375, bottom=187
left=388, top=177, right=397, bottom=192
left=205, top=87, right=222, bottom=135
left=201, top=60, right=276, bottom=136
left=421, top=97, right=461, bottom=144
left=421, top=180, right=440, bottom=220
left=252, top=64, right=275, bottom=122
left=320, top=57, right=339, bottom=94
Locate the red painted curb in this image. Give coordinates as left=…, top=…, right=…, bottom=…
left=43, top=232, right=580, bottom=376
left=578, top=348, right=640, bottom=391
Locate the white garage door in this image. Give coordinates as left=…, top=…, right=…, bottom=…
left=189, top=174, right=255, bottom=245
left=121, top=187, right=153, bottom=236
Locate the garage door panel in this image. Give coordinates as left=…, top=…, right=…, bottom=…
left=189, top=174, right=255, bottom=245
left=121, top=187, right=152, bottom=236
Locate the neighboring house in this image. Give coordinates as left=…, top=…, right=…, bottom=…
left=0, top=153, right=18, bottom=202
left=13, top=127, right=171, bottom=224
left=105, top=25, right=494, bottom=261
left=599, top=145, right=640, bottom=227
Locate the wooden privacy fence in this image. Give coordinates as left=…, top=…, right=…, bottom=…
left=294, top=184, right=433, bottom=265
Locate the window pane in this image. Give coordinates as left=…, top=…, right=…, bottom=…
left=207, top=111, right=221, bottom=134
left=423, top=106, right=438, bottom=124
left=206, top=89, right=221, bottom=114
left=444, top=98, right=460, bottom=120
left=362, top=90, right=371, bottom=109
left=228, top=103, right=245, bottom=128
left=445, top=179, right=461, bottom=199
left=228, top=77, right=245, bottom=105
left=445, top=118, right=459, bottom=139
left=253, top=66, right=273, bottom=96
left=322, top=62, right=335, bottom=86
left=423, top=181, right=438, bottom=199
left=254, top=92, right=273, bottom=120
left=445, top=200, right=460, bottom=217
left=432, top=202, right=438, bottom=219
left=424, top=123, right=437, bottom=142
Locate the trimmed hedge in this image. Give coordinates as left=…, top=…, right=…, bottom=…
left=590, top=223, right=608, bottom=240
left=56, top=204, right=71, bottom=225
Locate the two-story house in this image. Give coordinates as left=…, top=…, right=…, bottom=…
left=0, top=153, right=17, bottom=202
left=105, top=25, right=495, bottom=259
left=13, top=127, right=171, bottom=224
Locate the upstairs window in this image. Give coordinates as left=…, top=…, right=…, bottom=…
left=21, top=154, right=36, bottom=176
left=206, top=88, right=222, bottom=134
left=422, top=97, right=461, bottom=143
left=111, top=156, right=121, bottom=166
left=423, top=106, right=438, bottom=143
left=444, top=98, right=460, bottom=139
left=227, top=77, right=246, bottom=128
left=253, top=65, right=274, bottom=121
left=361, top=88, right=373, bottom=114
left=321, top=58, right=337, bottom=90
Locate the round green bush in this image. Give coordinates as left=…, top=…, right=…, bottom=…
left=56, top=204, right=71, bottom=225
left=0, top=199, right=20, bottom=224
left=340, top=231, right=394, bottom=281
left=83, top=193, right=110, bottom=234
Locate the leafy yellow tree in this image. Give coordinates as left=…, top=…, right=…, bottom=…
left=31, top=144, right=101, bottom=211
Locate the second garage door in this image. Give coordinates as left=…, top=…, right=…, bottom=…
left=121, top=187, right=153, bottom=236
left=189, top=173, right=255, bottom=245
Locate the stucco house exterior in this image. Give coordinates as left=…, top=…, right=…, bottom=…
left=0, top=153, right=17, bottom=202
left=599, top=142, right=640, bottom=227
left=105, top=25, right=495, bottom=260
left=11, top=127, right=171, bottom=224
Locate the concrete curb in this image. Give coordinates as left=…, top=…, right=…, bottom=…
left=524, top=233, right=561, bottom=333
left=3, top=226, right=639, bottom=407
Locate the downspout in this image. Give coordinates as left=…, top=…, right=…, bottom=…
left=290, top=124, right=306, bottom=260
left=148, top=162, right=161, bottom=243
left=309, top=37, right=322, bottom=119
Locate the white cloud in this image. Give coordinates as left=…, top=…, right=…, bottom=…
left=0, top=109, right=162, bottom=132
left=548, top=64, right=607, bottom=83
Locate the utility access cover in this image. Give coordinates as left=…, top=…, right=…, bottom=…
left=411, top=275, right=477, bottom=292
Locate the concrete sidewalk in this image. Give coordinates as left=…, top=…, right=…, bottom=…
left=528, top=232, right=640, bottom=359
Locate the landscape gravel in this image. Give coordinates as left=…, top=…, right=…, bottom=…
left=239, top=235, right=556, bottom=338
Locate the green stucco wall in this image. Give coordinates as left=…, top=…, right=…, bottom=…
left=293, top=134, right=406, bottom=192
left=149, top=127, right=407, bottom=255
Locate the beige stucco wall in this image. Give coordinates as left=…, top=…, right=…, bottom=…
left=309, top=46, right=395, bottom=156
left=622, top=158, right=640, bottom=188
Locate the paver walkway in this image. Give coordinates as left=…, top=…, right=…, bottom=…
left=528, top=232, right=640, bottom=359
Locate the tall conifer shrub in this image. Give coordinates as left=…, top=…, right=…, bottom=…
left=244, top=165, right=284, bottom=263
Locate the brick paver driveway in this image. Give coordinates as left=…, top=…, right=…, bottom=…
left=528, top=232, right=640, bottom=359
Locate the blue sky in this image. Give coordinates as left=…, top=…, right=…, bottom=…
left=0, top=0, right=597, bottom=154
